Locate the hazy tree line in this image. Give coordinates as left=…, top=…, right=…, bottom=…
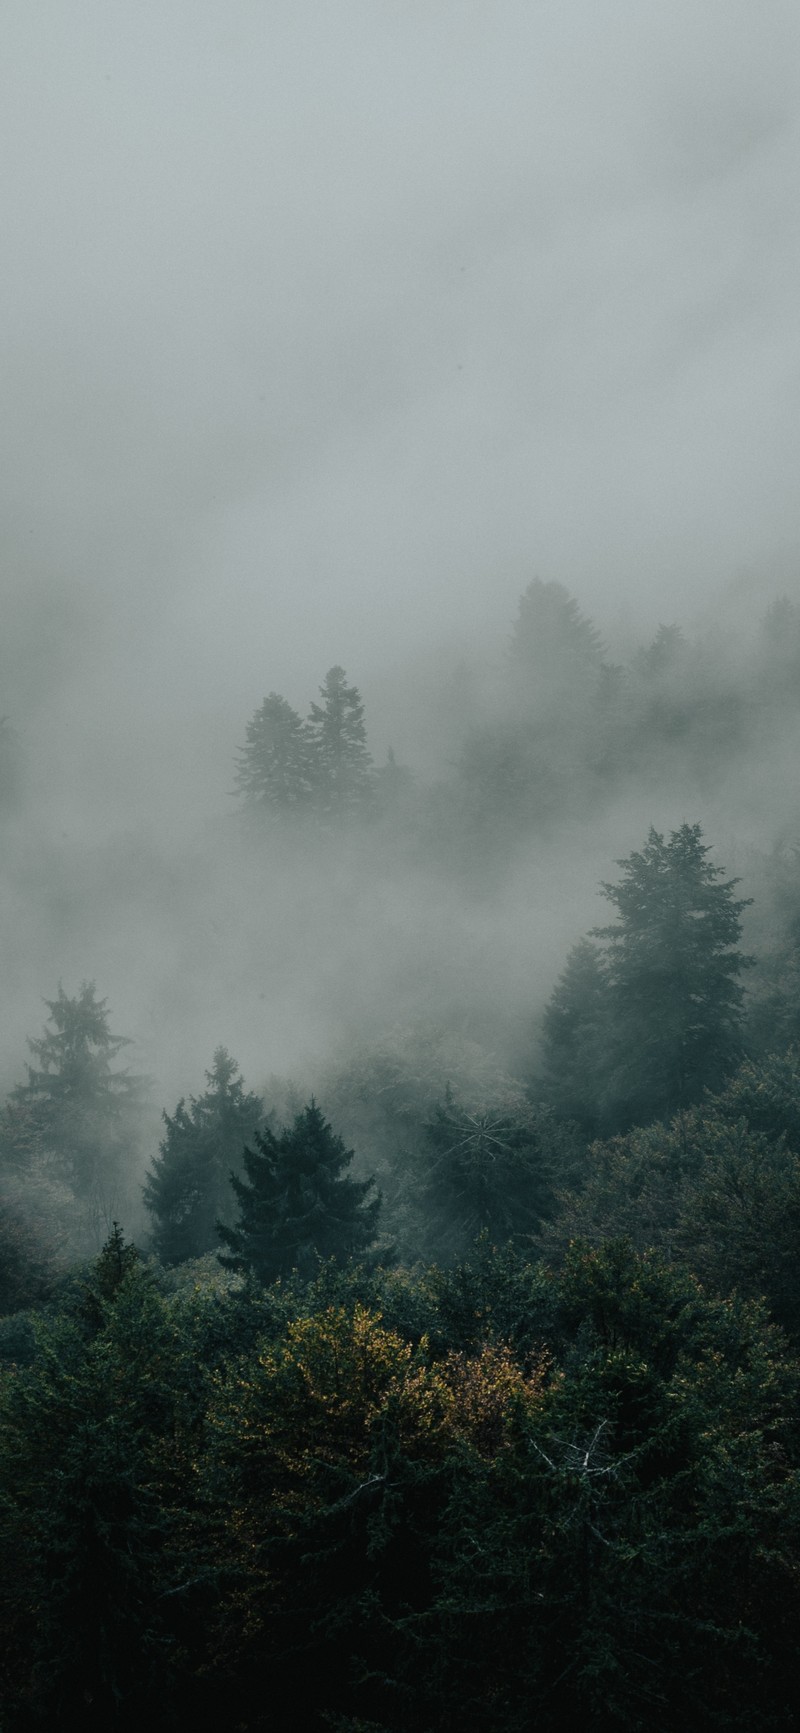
left=5, top=582, right=800, bottom=1726
left=232, top=581, right=800, bottom=873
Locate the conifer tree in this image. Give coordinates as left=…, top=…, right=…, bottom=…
left=144, top=1048, right=263, bottom=1265
left=0, top=983, right=148, bottom=1248
left=415, top=1091, right=556, bottom=1261
left=218, top=1101, right=380, bottom=1283
left=540, top=938, right=609, bottom=1133
left=234, top=692, right=315, bottom=816
left=596, top=823, right=752, bottom=1127
left=307, top=666, right=374, bottom=817
left=508, top=579, right=604, bottom=697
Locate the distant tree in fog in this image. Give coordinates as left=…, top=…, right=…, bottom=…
left=144, top=1048, right=264, bottom=1265
left=508, top=579, right=604, bottom=698
left=308, top=665, right=374, bottom=817
left=218, top=1100, right=380, bottom=1284
left=234, top=692, right=316, bottom=815
left=596, top=824, right=752, bottom=1128
left=374, top=746, right=415, bottom=818
left=541, top=938, right=610, bottom=1135
left=0, top=983, right=148, bottom=1251
left=235, top=666, right=374, bottom=822
left=542, top=825, right=753, bottom=1133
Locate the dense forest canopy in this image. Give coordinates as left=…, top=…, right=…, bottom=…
left=5, top=578, right=800, bottom=1727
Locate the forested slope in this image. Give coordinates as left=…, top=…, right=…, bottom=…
left=4, top=582, right=800, bottom=1727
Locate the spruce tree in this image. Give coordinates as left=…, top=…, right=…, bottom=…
left=307, top=666, right=374, bottom=817
left=540, top=938, right=609, bottom=1133
left=234, top=692, right=315, bottom=816
left=508, top=579, right=604, bottom=698
left=144, top=1048, right=263, bottom=1265
left=0, top=983, right=148, bottom=1249
left=218, top=1101, right=380, bottom=1283
left=415, top=1091, right=555, bottom=1262
left=596, top=823, right=752, bottom=1127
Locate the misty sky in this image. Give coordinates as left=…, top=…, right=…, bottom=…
left=1, top=2, right=800, bottom=1109
left=3, top=0, right=799, bottom=811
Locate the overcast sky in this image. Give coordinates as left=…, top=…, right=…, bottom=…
left=2, top=0, right=800, bottom=809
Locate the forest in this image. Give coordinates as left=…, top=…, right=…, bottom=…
left=4, top=578, right=800, bottom=1729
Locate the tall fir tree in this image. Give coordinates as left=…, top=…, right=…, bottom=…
left=413, top=1090, right=556, bottom=1262
left=540, top=938, right=610, bottom=1134
left=595, top=823, right=752, bottom=1128
left=0, top=983, right=148, bottom=1249
left=144, top=1048, right=264, bottom=1265
left=234, top=692, right=315, bottom=817
left=508, top=579, right=604, bottom=702
left=307, top=666, right=374, bottom=817
left=218, top=1100, right=380, bottom=1283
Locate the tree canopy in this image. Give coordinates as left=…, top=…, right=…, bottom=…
left=541, top=824, right=752, bottom=1132
left=144, top=1048, right=264, bottom=1265
left=235, top=666, right=374, bottom=824
left=217, top=1100, right=381, bottom=1283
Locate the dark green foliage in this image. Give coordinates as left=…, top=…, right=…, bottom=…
left=710, top=1044, right=800, bottom=1146
left=0, top=1242, right=182, bottom=1729
left=0, top=1190, right=60, bottom=1315
left=218, top=1100, right=381, bottom=1284
left=540, top=938, right=609, bottom=1133
left=543, top=1048, right=800, bottom=1343
left=413, top=1091, right=557, bottom=1262
left=89, top=1219, right=142, bottom=1299
left=314, top=1026, right=566, bottom=1260
left=541, top=825, right=754, bottom=1134
left=676, top=1120, right=800, bottom=1339
left=2, top=1240, right=800, bottom=1729
left=0, top=983, right=149, bottom=1250
left=144, top=1048, right=264, bottom=1265
left=595, top=824, right=752, bottom=1129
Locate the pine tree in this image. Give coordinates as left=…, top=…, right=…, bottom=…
left=217, top=1101, right=380, bottom=1284
left=508, top=579, right=604, bottom=700
left=540, top=938, right=609, bottom=1133
left=307, top=666, right=374, bottom=817
left=415, top=1091, right=555, bottom=1262
left=596, top=823, right=752, bottom=1127
left=0, top=983, right=149, bottom=1249
left=234, top=692, right=315, bottom=816
left=144, top=1049, right=264, bottom=1265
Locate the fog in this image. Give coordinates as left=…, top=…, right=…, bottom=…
left=2, top=1, right=800, bottom=1157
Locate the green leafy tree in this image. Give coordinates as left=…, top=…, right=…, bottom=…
left=0, top=983, right=149, bottom=1250
left=308, top=665, right=374, bottom=817
left=234, top=691, right=316, bottom=816
left=218, top=1101, right=381, bottom=1284
left=144, top=1048, right=264, bottom=1265
left=596, top=824, right=752, bottom=1129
